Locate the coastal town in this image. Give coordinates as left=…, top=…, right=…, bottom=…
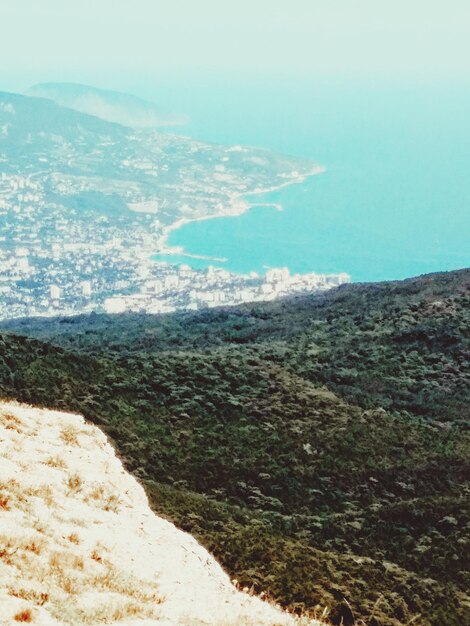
left=0, top=91, right=349, bottom=321
left=0, top=170, right=349, bottom=320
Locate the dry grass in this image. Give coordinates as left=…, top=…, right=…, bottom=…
left=48, top=550, right=86, bottom=573
left=44, top=559, right=164, bottom=624
left=90, top=561, right=163, bottom=603
left=49, top=600, right=152, bottom=625
left=88, top=483, right=121, bottom=512
left=1, top=411, right=24, bottom=433
left=9, top=588, right=49, bottom=606
left=0, top=533, right=46, bottom=565
left=44, top=454, right=67, bottom=469
left=24, top=540, right=43, bottom=555
left=91, top=549, right=103, bottom=562
left=1, top=479, right=27, bottom=511
left=60, top=423, right=81, bottom=445
left=30, top=517, right=48, bottom=535
left=89, top=483, right=106, bottom=500
left=1, top=493, right=11, bottom=510
left=1, top=400, right=322, bottom=626
left=103, top=493, right=120, bottom=512
left=67, top=532, right=80, bottom=545
left=0, top=403, right=157, bottom=623
left=2, top=534, right=164, bottom=624
left=61, top=574, right=82, bottom=595
left=66, top=472, right=83, bottom=493
left=13, top=609, right=33, bottom=622
left=24, top=484, right=55, bottom=507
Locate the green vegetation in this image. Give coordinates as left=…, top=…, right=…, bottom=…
left=1, top=269, right=469, bottom=625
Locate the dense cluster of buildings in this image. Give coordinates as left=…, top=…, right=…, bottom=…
left=0, top=170, right=349, bottom=320
left=103, top=265, right=350, bottom=315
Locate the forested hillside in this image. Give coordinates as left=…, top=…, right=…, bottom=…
left=1, top=269, right=469, bottom=625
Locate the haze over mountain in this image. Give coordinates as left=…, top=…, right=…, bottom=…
left=27, top=82, right=188, bottom=128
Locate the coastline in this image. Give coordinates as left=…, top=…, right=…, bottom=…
left=153, top=164, right=325, bottom=264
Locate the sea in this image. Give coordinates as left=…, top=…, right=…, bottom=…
left=147, top=76, right=470, bottom=282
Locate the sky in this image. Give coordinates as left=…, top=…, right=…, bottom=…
left=1, top=0, right=470, bottom=92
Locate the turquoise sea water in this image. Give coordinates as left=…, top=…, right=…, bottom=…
left=152, top=78, right=470, bottom=282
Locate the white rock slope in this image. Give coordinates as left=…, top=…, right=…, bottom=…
left=0, top=400, right=320, bottom=626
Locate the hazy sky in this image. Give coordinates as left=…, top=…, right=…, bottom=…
left=1, top=0, right=470, bottom=90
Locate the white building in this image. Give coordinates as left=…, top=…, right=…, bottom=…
left=104, top=297, right=127, bottom=314
left=17, top=257, right=30, bottom=272
left=266, top=267, right=290, bottom=284
left=51, top=243, right=61, bottom=260
left=164, top=275, right=179, bottom=290
left=50, top=285, right=61, bottom=300
left=81, top=281, right=92, bottom=297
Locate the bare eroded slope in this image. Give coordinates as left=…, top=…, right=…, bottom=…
left=0, top=400, right=319, bottom=626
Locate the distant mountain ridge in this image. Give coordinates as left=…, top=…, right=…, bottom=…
left=27, top=82, right=189, bottom=128
left=0, top=90, right=128, bottom=168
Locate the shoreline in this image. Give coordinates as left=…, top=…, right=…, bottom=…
left=153, top=164, right=325, bottom=264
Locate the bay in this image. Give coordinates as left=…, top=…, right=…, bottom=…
left=151, top=77, right=470, bottom=282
